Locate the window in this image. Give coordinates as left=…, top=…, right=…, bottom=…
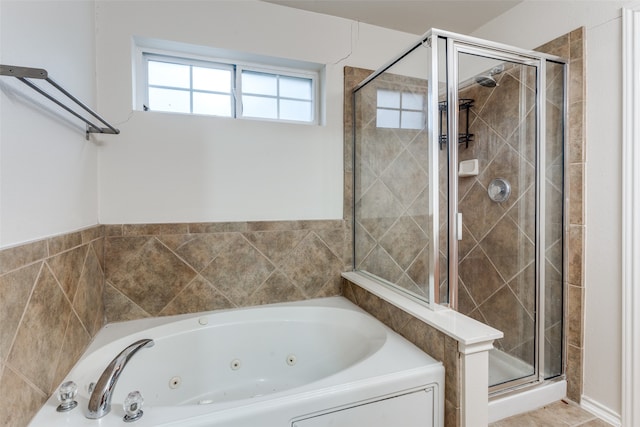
left=140, top=51, right=318, bottom=124
left=146, top=56, right=234, bottom=116
left=241, top=70, right=313, bottom=122
left=376, top=89, right=425, bottom=130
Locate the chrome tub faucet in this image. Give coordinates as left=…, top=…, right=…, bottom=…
left=86, top=338, right=154, bottom=419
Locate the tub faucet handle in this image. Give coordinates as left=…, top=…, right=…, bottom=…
left=123, top=390, right=144, bottom=422
left=56, top=381, right=78, bottom=412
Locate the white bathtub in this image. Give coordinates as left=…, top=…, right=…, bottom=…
left=31, top=297, right=444, bottom=427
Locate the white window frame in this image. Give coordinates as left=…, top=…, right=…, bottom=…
left=134, top=45, right=320, bottom=125
left=237, top=65, right=318, bottom=124
left=143, top=53, right=236, bottom=116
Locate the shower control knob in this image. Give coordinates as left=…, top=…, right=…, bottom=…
left=488, top=178, right=511, bottom=203
left=56, top=381, right=78, bottom=412
left=123, top=391, right=144, bottom=422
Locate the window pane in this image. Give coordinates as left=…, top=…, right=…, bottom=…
left=402, top=92, right=424, bottom=110
left=377, top=109, right=400, bottom=128
left=280, top=76, right=312, bottom=100
left=280, top=99, right=312, bottom=121
left=401, top=111, right=425, bottom=130
left=243, top=95, right=277, bottom=119
left=148, top=61, right=190, bottom=89
left=242, top=71, right=277, bottom=96
left=193, top=67, right=232, bottom=93
left=193, top=93, right=232, bottom=116
left=377, top=89, right=400, bottom=108
left=148, top=87, right=190, bottom=113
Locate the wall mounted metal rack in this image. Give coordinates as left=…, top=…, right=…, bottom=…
left=0, top=64, right=120, bottom=139
left=438, top=98, right=474, bottom=150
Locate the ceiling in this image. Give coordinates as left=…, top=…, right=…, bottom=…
left=261, top=0, right=523, bottom=35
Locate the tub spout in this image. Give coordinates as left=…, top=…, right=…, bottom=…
left=86, top=338, right=154, bottom=419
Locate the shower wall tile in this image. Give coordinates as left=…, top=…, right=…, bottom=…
left=537, top=26, right=586, bottom=402
left=104, top=220, right=346, bottom=322
left=569, top=101, right=585, bottom=164
left=569, top=164, right=584, bottom=225
left=0, top=225, right=105, bottom=427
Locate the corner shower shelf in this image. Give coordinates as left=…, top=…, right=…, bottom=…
left=0, top=64, right=120, bottom=139
left=439, top=98, right=474, bottom=150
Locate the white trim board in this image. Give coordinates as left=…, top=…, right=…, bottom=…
left=622, top=6, right=640, bottom=427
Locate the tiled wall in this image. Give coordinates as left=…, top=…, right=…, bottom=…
left=1, top=220, right=347, bottom=426
left=0, top=226, right=105, bottom=427
left=536, top=27, right=586, bottom=403
left=103, top=221, right=347, bottom=322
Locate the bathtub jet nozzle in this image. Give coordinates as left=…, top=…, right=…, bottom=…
left=86, top=339, right=154, bottom=420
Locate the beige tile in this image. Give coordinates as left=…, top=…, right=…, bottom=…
left=243, top=229, right=309, bottom=266
left=107, top=237, right=197, bottom=315
left=569, top=27, right=585, bottom=60
left=104, top=224, right=123, bottom=236
left=578, top=419, right=614, bottom=427
left=73, top=247, right=105, bottom=335
left=0, top=240, right=47, bottom=275
left=490, top=399, right=600, bottom=426
left=46, top=245, right=88, bottom=300
left=566, top=344, right=584, bottom=401
left=569, top=163, right=584, bottom=225
left=245, top=271, right=306, bottom=306
left=122, top=223, right=189, bottom=236
left=567, top=285, right=584, bottom=347
left=188, top=222, right=248, bottom=234
left=51, top=312, right=91, bottom=392
left=201, top=234, right=274, bottom=304
left=160, top=275, right=234, bottom=315
left=161, top=233, right=236, bottom=272
left=7, top=265, right=72, bottom=393
left=568, top=101, right=585, bottom=164
left=0, top=366, right=47, bottom=427
left=0, top=263, right=41, bottom=361
left=104, top=282, right=150, bottom=323
left=81, top=225, right=104, bottom=244
left=567, top=225, right=584, bottom=286
left=459, top=246, right=505, bottom=306
left=280, top=232, right=343, bottom=297
left=48, top=231, right=82, bottom=256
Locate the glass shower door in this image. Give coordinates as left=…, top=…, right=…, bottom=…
left=453, top=47, right=539, bottom=389
left=353, top=41, right=436, bottom=304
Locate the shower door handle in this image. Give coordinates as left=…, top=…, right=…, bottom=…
left=457, top=212, right=463, bottom=240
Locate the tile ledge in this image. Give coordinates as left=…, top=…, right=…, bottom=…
left=342, top=271, right=503, bottom=347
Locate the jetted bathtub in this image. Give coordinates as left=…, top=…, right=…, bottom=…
left=30, top=297, right=444, bottom=427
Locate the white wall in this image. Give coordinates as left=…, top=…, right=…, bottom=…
left=95, top=0, right=416, bottom=224
left=0, top=0, right=99, bottom=248
left=473, top=0, right=632, bottom=420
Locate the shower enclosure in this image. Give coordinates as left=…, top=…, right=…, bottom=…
left=352, top=29, right=566, bottom=393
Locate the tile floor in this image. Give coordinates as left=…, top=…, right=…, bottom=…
left=490, top=400, right=614, bottom=426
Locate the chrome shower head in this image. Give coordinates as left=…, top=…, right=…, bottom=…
left=475, top=75, right=497, bottom=87
left=475, top=64, right=504, bottom=88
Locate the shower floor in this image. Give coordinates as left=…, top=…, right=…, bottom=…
left=489, top=348, right=534, bottom=387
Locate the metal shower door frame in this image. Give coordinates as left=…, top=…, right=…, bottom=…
left=431, top=30, right=566, bottom=393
